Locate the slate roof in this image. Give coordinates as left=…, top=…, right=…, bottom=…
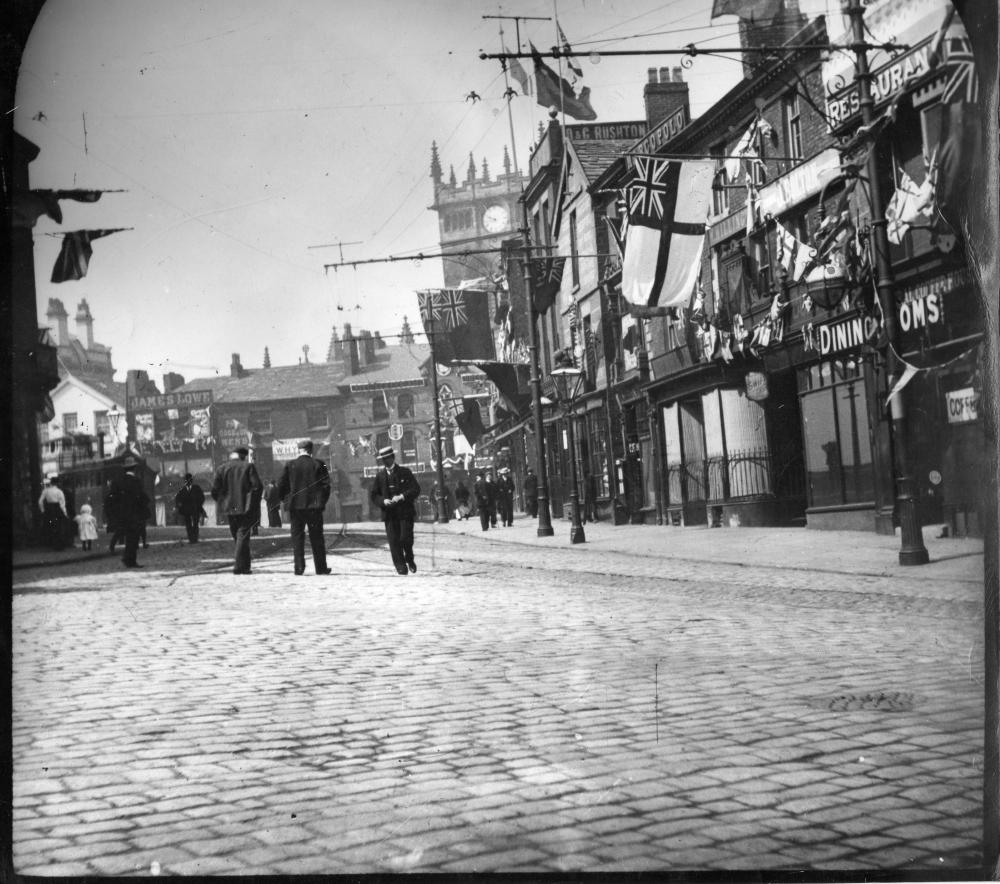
left=570, top=139, right=634, bottom=184
left=173, top=345, right=430, bottom=403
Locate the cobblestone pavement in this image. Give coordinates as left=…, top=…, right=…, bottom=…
left=11, top=521, right=986, bottom=876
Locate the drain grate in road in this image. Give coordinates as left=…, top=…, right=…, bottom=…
left=819, top=690, right=919, bottom=713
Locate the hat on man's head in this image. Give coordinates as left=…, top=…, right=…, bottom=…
left=184, top=473, right=193, bottom=481
left=235, top=446, right=249, bottom=458
left=377, top=446, right=395, bottom=461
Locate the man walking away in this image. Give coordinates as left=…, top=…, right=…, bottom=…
left=498, top=468, right=515, bottom=526
left=175, top=473, right=206, bottom=543
left=211, top=447, right=263, bottom=575
left=277, top=440, right=332, bottom=575
left=264, top=479, right=283, bottom=528
left=369, top=445, right=420, bottom=574
left=473, top=472, right=491, bottom=532
left=106, top=459, right=151, bottom=568
left=524, top=468, right=538, bottom=517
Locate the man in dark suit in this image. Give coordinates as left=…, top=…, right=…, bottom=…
left=473, top=472, right=491, bottom=532
left=211, top=447, right=263, bottom=575
left=497, top=468, right=515, bottom=526
left=369, top=445, right=420, bottom=575
left=277, top=439, right=332, bottom=576
left=106, top=459, right=151, bottom=568
left=174, top=473, right=206, bottom=543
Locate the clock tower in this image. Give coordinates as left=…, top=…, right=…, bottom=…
left=429, top=142, right=527, bottom=288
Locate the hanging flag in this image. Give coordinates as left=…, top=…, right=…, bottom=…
left=711, top=0, right=783, bottom=24
left=416, top=289, right=496, bottom=363
left=775, top=221, right=814, bottom=281
left=476, top=363, right=531, bottom=415
left=508, top=53, right=532, bottom=95
left=621, top=157, right=714, bottom=309
left=50, top=229, right=119, bottom=283
left=745, top=180, right=760, bottom=235
left=933, top=17, right=980, bottom=230
left=530, top=43, right=597, bottom=121
left=532, top=255, right=567, bottom=314
left=885, top=363, right=919, bottom=407
left=454, top=397, right=486, bottom=446
left=724, top=118, right=762, bottom=181
left=12, top=191, right=64, bottom=227
left=556, top=20, right=584, bottom=81
left=885, top=162, right=936, bottom=245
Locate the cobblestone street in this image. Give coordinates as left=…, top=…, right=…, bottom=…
left=11, top=521, right=986, bottom=875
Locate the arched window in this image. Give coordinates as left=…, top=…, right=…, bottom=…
left=397, top=392, right=414, bottom=418
left=372, top=393, right=389, bottom=422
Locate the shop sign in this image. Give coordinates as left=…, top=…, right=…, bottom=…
left=825, top=42, right=933, bottom=127
left=898, top=293, right=943, bottom=332
left=218, top=425, right=249, bottom=450
left=388, top=423, right=404, bottom=441
left=817, top=314, right=881, bottom=356
left=757, top=149, right=840, bottom=218
left=127, top=390, right=213, bottom=410
left=945, top=387, right=979, bottom=424
left=745, top=371, right=769, bottom=401
left=632, top=107, right=688, bottom=155
left=272, top=438, right=309, bottom=461
left=566, top=121, right=647, bottom=142
left=823, top=0, right=946, bottom=129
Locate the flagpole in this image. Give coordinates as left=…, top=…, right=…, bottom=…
left=519, top=203, right=554, bottom=538
left=847, top=2, right=927, bottom=566
left=423, top=306, right=450, bottom=525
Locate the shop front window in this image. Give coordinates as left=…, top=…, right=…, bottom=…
left=799, top=358, right=874, bottom=508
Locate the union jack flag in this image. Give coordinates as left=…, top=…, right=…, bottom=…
left=432, top=289, right=468, bottom=329
left=941, top=43, right=977, bottom=104
left=628, top=157, right=673, bottom=222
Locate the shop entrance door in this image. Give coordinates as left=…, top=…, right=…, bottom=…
left=679, top=399, right=707, bottom=526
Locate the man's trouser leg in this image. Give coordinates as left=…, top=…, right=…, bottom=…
left=306, top=511, right=328, bottom=572
left=399, top=517, right=415, bottom=565
left=290, top=511, right=307, bottom=573
left=384, top=518, right=406, bottom=571
left=230, top=515, right=252, bottom=573
left=122, top=527, right=140, bottom=565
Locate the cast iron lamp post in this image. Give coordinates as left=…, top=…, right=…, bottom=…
left=550, top=356, right=586, bottom=545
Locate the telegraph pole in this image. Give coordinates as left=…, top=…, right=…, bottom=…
left=846, top=1, right=928, bottom=565
left=423, top=307, right=450, bottom=524
left=519, top=201, right=554, bottom=537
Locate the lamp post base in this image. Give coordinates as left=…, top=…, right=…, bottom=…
left=897, top=477, right=929, bottom=566
left=537, top=525, right=554, bottom=537
left=570, top=522, right=586, bottom=544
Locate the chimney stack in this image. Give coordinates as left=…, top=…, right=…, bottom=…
left=343, top=323, right=360, bottom=374
left=74, top=299, right=95, bottom=349
left=230, top=353, right=244, bottom=378
left=46, top=298, right=70, bottom=346
left=643, top=65, right=690, bottom=132
left=162, top=372, right=186, bottom=393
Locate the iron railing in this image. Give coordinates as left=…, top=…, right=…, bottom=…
left=663, top=446, right=805, bottom=507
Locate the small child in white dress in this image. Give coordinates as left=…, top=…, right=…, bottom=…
left=74, top=503, right=99, bottom=551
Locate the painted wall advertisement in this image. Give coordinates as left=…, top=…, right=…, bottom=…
left=127, top=390, right=214, bottom=456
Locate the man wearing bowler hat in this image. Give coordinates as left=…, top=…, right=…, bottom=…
left=277, top=439, right=332, bottom=576
left=369, top=445, right=420, bottom=574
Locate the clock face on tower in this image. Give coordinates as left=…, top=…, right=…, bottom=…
left=482, top=204, right=509, bottom=234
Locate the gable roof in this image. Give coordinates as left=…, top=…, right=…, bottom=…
left=173, top=344, right=432, bottom=403
left=51, top=371, right=125, bottom=407
left=569, top=139, right=635, bottom=185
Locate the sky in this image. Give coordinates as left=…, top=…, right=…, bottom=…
left=17, top=0, right=843, bottom=388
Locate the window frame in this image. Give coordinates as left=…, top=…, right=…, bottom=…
left=248, top=409, right=272, bottom=434
left=305, top=404, right=329, bottom=429
left=783, top=91, right=803, bottom=160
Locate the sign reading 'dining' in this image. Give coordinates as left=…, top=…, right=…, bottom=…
left=817, top=314, right=881, bottom=356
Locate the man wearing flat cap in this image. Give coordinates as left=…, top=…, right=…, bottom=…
left=277, top=439, right=332, bottom=576
left=369, top=445, right=420, bottom=574
left=211, top=446, right=263, bottom=575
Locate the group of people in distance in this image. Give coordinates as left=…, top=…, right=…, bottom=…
left=181, top=440, right=421, bottom=577
left=75, top=441, right=551, bottom=575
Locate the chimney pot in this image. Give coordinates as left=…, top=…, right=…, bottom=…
left=659, top=66, right=670, bottom=83
left=647, top=67, right=657, bottom=83
left=672, top=67, right=683, bottom=82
